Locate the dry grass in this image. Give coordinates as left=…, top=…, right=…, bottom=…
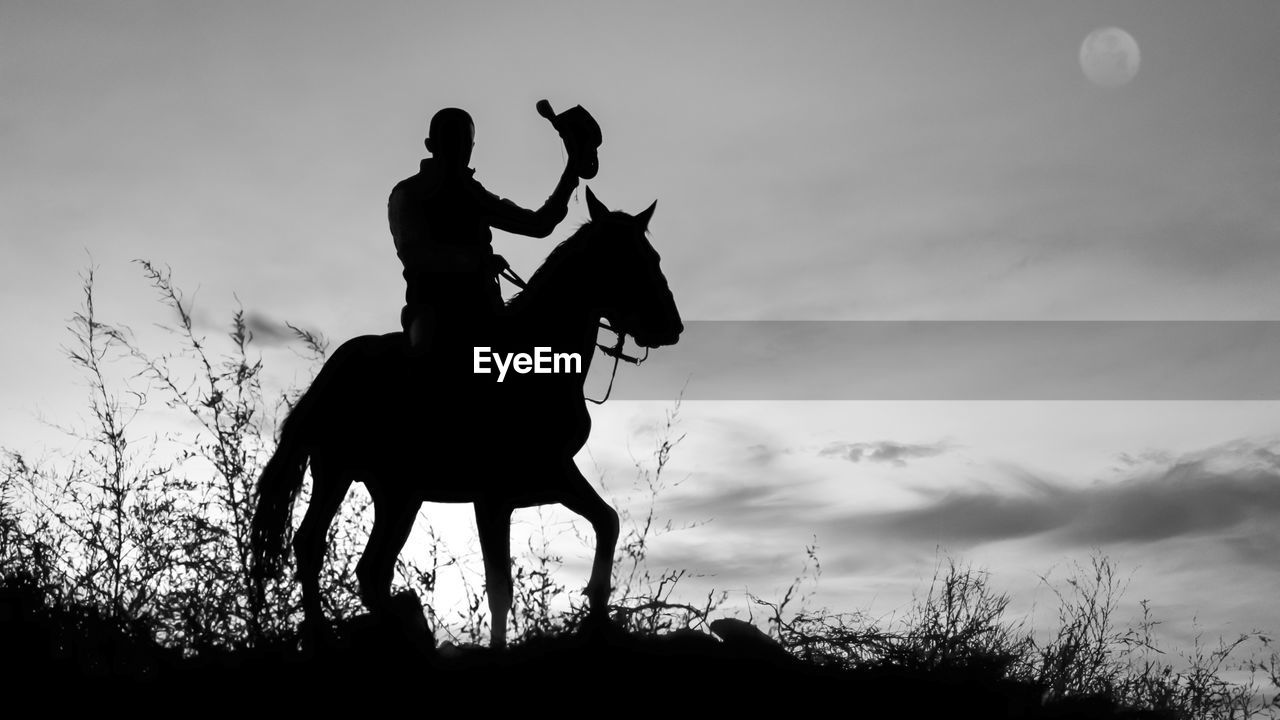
left=3, top=262, right=1276, bottom=719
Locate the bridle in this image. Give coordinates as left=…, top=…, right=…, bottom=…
left=498, top=261, right=649, bottom=404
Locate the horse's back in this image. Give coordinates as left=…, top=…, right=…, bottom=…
left=305, top=331, right=589, bottom=468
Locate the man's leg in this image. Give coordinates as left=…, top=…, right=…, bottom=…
left=403, top=304, right=438, bottom=357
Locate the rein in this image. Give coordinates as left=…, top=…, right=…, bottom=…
left=498, top=261, right=648, bottom=404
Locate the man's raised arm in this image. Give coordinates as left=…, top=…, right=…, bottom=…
left=480, top=167, right=580, bottom=239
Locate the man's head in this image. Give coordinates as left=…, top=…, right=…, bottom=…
left=426, top=108, right=475, bottom=169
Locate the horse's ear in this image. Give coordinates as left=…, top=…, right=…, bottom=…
left=635, top=200, right=657, bottom=230
left=585, top=186, right=608, bottom=221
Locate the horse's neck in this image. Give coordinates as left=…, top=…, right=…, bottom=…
left=511, top=259, right=602, bottom=377
left=512, top=308, right=598, bottom=373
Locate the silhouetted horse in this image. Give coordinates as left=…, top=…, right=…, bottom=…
left=250, top=188, right=682, bottom=648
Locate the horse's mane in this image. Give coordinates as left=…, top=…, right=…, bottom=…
left=506, top=218, right=603, bottom=313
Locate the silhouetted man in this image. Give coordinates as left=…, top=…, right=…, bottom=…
left=389, top=107, right=580, bottom=355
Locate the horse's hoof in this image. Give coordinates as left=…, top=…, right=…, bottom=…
left=580, top=612, right=625, bottom=646
left=388, top=591, right=428, bottom=628
left=299, top=618, right=337, bottom=655
left=386, top=591, right=436, bottom=653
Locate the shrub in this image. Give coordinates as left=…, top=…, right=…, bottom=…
left=3, top=263, right=1276, bottom=720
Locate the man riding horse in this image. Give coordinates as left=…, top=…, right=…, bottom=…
left=389, top=102, right=602, bottom=355
left=251, top=99, right=678, bottom=649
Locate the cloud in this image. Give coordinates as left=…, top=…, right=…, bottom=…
left=243, top=311, right=299, bottom=346
left=635, top=423, right=1280, bottom=609
left=819, top=440, right=952, bottom=466
left=670, top=483, right=815, bottom=526
left=745, top=443, right=790, bottom=466
left=188, top=306, right=308, bottom=348
left=818, top=440, right=1280, bottom=563
left=1061, top=459, right=1280, bottom=546
left=1112, top=449, right=1176, bottom=471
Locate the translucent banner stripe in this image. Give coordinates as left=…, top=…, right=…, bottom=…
left=587, top=321, right=1280, bottom=400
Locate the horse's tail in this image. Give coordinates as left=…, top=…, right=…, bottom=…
left=249, top=336, right=377, bottom=584
left=249, top=395, right=312, bottom=584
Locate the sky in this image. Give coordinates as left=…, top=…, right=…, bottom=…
left=2, top=1, right=1279, bottom=652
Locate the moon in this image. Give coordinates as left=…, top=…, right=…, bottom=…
left=1079, top=27, right=1140, bottom=87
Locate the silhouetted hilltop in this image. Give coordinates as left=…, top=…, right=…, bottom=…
left=2, top=578, right=1170, bottom=718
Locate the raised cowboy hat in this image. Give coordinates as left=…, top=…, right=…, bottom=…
left=536, top=99, right=602, bottom=180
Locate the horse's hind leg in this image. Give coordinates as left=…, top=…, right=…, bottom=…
left=355, top=483, right=418, bottom=616
left=293, top=455, right=351, bottom=640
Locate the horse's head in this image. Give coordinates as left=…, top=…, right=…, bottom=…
left=583, top=187, right=683, bottom=349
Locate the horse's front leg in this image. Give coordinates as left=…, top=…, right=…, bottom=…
left=558, top=461, right=620, bottom=622
left=475, top=501, right=514, bottom=649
